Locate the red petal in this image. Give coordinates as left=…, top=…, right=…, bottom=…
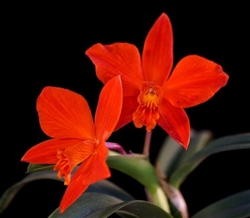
left=95, top=66, right=139, bottom=97
left=59, top=142, right=110, bottom=213
left=142, top=13, right=173, bottom=85
left=86, top=43, right=143, bottom=88
left=158, top=99, right=190, bottom=149
left=21, top=139, right=82, bottom=164
left=64, top=140, right=95, bottom=166
left=95, top=76, right=123, bottom=140
left=37, top=87, right=95, bottom=140
left=164, top=55, right=229, bottom=108
left=115, top=95, right=139, bottom=130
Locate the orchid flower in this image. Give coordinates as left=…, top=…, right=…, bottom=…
left=86, top=13, right=229, bottom=149
left=21, top=76, right=123, bottom=213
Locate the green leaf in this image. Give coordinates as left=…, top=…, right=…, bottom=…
left=176, top=130, right=212, bottom=167
left=28, top=164, right=134, bottom=201
left=29, top=155, right=161, bottom=194
left=87, top=180, right=134, bottom=202
left=169, top=133, right=250, bottom=188
left=27, top=163, right=54, bottom=173
left=115, top=211, right=139, bottom=218
left=107, top=155, right=170, bottom=212
left=156, top=130, right=212, bottom=177
left=0, top=170, right=61, bottom=214
left=107, top=155, right=159, bottom=193
left=191, top=133, right=250, bottom=160
left=155, top=131, right=211, bottom=218
left=191, top=189, right=250, bottom=218
left=0, top=170, right=133, bottom=214
left=49, top=192, right=173, bottom=218
left=156, top=134, right=184, bottom=177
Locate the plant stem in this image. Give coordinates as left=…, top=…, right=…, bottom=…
left=146, top=186, right=170, bottom=213
left=143, top=130, right=152, bottom=156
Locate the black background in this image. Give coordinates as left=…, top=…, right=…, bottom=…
left=2, top=2, right=250, bottom=217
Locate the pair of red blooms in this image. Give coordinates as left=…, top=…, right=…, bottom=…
left=21, top=13, right=229, bottom=213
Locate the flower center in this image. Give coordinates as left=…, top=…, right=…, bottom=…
left=133, top=82, right=163, bottom=131
left=54, top=148, right=73, bottom=185
left=53, top=140, right=98, bottom=185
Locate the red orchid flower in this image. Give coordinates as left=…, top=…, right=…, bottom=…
left=86, top=13, right=229, bottom=149
left=21, top=76, right=123, bottom=213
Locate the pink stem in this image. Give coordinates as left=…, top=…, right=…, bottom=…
left=105, top=142, right=127, bottom=155
left=143, top=130, right=152, bottom=156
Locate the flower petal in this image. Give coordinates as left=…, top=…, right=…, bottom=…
left=95, top=65, right=139, bottom=97
left=21, top=139, right=82, bottom=164
left=59, top=142, right=110, bottom=213
left=64, top=140, right=95, bottom=166
left=95, top=76, right=123, bottom=141
left=115, top=95, right=139, bottom=130
left=86, top=42, right=143, bottom=88
left=37, top=87, right=95, bottom=139
left=158, top=99, right=190, bottom=149
left=164, top=55, right=229, bottom=108
left=142, top=13, right=173, bottom=85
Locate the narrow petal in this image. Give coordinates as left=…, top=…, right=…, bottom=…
left=164, top=55, right=229, bottom=108
left=87, top=141, right=110, bottom=183
left=142, top=13, right=173, bottom=85
left=86, top=43, right=143, bottom=87
left=158, top=99, right=190, bottom=149
left=59, top=142, right=110, bottom=213
left=21, top=139, right=82, bottom=164
left=37, top=87, right=95, bottom=139
left=95, top=76, right=123, bottom=140
left=115, top=95, right=139, bottom=130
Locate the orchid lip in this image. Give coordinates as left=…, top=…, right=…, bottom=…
left=132, top=81, right=163, bottom=131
